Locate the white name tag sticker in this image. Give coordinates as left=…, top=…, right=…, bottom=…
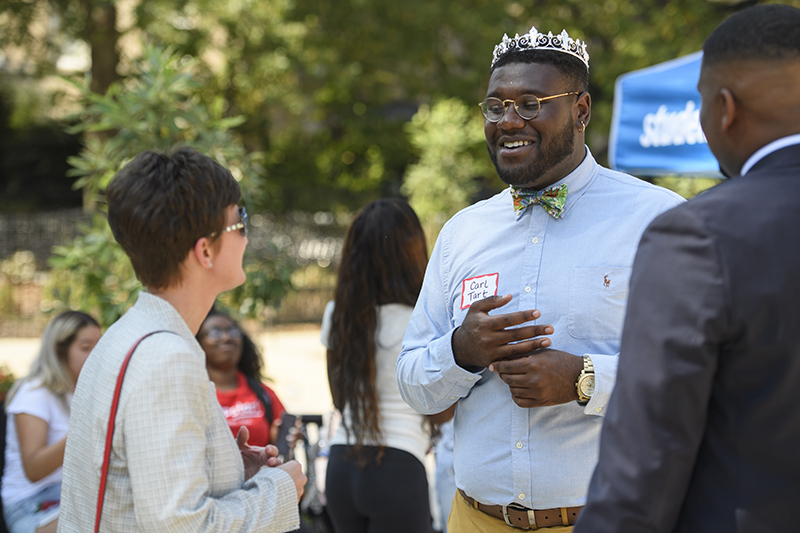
left=460, top=273, right=499, bottom=310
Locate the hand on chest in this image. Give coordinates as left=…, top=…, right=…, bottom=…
left=452, top=260, right=631, bottom=342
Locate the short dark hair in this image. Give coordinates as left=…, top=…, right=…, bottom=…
left=107, top=147, right=241, bottom=289
left=703, top=4, right=800, bottom=65
left=492, top=49, right=589, bottom=92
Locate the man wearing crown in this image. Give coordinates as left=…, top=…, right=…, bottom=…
left=575, top=5, right=800, bottom=532
left=397, top=27, right=684, bottom=531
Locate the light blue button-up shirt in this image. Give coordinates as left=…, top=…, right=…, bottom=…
left=397, top=149, right=684, bottom=509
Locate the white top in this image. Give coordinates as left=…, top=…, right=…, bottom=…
left=2, top=379, right=71, bottom=505
left=321, top=301, right=429, bottom=465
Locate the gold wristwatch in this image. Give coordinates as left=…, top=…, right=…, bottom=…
left=576, top=355, right=595, bottom=404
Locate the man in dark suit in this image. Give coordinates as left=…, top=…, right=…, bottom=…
left=573, top=4, right=800, bottom=532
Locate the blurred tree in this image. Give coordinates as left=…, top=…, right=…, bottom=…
left=133, top=0, right=736, bottom=215
left=48, top=44, right=293, bottom=325
left=272, top=0, right=738, bottom=215
left=402, top=98, right=497, bottom=242
left=6, top=0, right=797, bottom=216
left=0, top=81, right=82, bottom=212
left=0, top=0, right=119, bottom=94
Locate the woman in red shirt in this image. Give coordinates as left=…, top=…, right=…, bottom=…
left=197, top=310, right=285, bottom=447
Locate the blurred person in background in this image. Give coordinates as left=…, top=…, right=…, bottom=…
left=321, top=198, right=434, bottom=533
left=2, top=311, right=100, bottom=533
left=197, top=309, right=286, bottom=447
left=198, top=309, right=314, bottom=533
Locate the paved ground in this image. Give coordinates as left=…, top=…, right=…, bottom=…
left=0, top=324, right=334, bottom=416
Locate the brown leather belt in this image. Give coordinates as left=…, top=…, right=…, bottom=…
left=458, top=488, right=582, bottom=530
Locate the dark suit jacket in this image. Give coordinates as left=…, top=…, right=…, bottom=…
left=574, top=143, right=800, bottom=533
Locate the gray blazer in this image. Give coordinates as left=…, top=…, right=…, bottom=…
left=59, top=292, right=299, bottom=532
left=575, top=143, right=800, bottom=533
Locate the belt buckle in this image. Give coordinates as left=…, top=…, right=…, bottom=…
left=502, top=502, right=537, bottom=530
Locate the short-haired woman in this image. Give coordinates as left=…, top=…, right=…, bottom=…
left=57, top=148, right=305, bottom=532
left=3, top=311, right=101, bottom=533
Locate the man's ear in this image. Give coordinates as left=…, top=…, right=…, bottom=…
left=193, top=237, right=214, bottom=269
left=719, top=87, right=737, bottom=132
left=575, top=91, right=591, bottom=127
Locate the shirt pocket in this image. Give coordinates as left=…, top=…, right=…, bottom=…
left=568, top=266, right=632, bottom=340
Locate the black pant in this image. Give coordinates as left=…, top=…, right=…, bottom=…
left=326, top=445, right=431, bottom=533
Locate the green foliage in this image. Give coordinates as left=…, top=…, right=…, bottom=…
left=402, top=98, right=497, bottom=240
left=653, top=176, right=723, bottom=199
left=47, top=216, right=140, bottom=326
left=6, top=0, right=793, bottom=216
left=46, top=44, right=292, bottom=325
left=62, top=45, right=264, bottom=207
left=7, top=1, right=797, bottom=326
left=220, top=249, right=295, bottom=318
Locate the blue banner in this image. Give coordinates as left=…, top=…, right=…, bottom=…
left=608, top=51, right=720, bottom=177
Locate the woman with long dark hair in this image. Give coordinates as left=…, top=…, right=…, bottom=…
left=321, top=198, right=432, bottom=533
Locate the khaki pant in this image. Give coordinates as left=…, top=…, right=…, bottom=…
left=447, top=491, right=574, bottom=533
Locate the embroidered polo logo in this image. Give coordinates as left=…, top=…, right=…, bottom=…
left=604, top=275, right=611, bottom=288
left=460, top=273, right=499, bottom=309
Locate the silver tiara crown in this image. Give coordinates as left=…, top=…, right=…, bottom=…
left=492, top=27, right=589, bottom=69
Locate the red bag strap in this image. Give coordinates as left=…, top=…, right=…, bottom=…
left=95, top=330, right=170, bottom=533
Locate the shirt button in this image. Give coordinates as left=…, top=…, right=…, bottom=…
left=450, top=396, right=456, bottom=400
left=516, top=442, right=523, bottom=449
left=524, top=286, right=531, bottom=293
left=596, top=407, right=603, bottom=412
left=532, top=237, right=539, bottom=244
left=519, top=494, right=525, bottom=500
left=467, top=377, right=474, bottom=381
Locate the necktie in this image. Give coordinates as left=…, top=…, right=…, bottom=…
left=511, top=184, right=569, bottom=218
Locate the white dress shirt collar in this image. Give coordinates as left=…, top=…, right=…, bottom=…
left=740, top=133, right=800, bottom=176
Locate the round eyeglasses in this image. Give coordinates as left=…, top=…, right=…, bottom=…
left=202, top=326, right=243, bottom=341
left=478, top=92, right=581, bottom=122
left=210, top=206, right=248, bottom=239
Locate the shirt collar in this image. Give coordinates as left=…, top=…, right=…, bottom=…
left=740, top=134, right=800, bottom=176
left=512, top=145, right=597, bottom=219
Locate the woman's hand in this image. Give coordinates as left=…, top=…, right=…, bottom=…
left=236, top=426, right=284, bottom=481
left=236, top=427, right=306, bottom=501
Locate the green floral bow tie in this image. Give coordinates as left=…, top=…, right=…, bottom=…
left=510, top=184, right=569, bottom=218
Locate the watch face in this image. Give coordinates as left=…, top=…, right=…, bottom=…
left=580, top=375, right=595, bottom=397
